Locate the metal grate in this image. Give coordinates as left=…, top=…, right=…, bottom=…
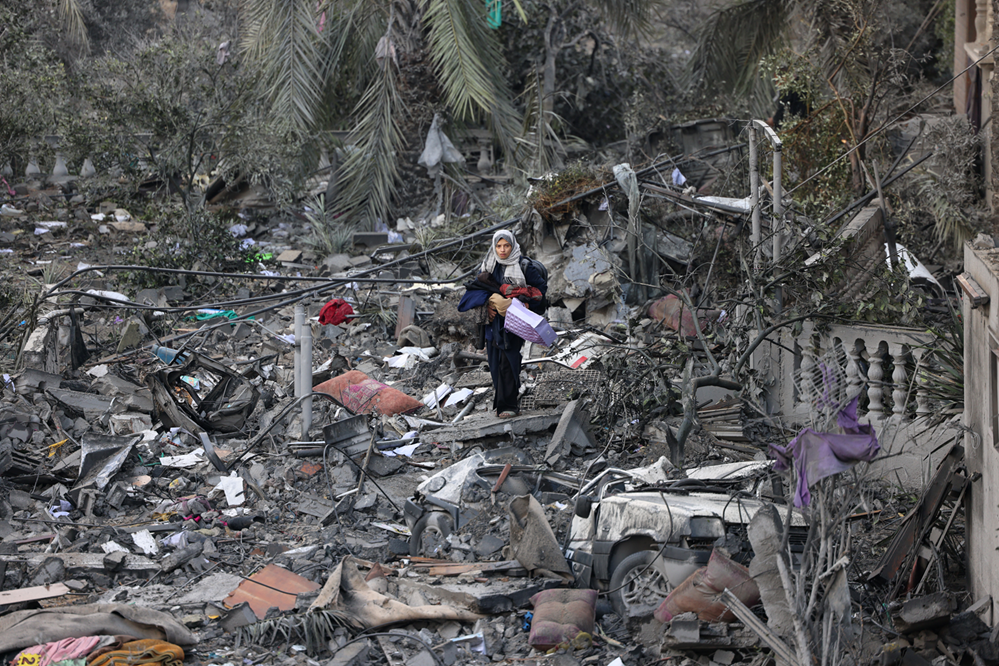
left=530, top=368, right=606, bottom=407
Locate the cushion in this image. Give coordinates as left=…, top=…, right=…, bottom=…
left=653, top=548, right=759, bottom=623
left=528, top=588, right=597, bottom=651
left=313, top=371, right=423, bottom=416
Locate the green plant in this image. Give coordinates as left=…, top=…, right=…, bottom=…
left=305, top=193, right=356, bottom=255
left=918, top=301, right=964, bottom=418
left=121, top=209, right=254, bottom=291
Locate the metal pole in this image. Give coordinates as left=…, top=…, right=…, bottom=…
left=748, top=125, right=761, bottom=272
left=294, top=304, right=304, bottom=408
left=301, top=306, right=313, bottom=438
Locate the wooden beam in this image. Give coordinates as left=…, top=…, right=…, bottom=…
left=957, top=272, right=989, bottom=307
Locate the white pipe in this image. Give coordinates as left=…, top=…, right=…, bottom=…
left=294, top=304, right=304, bottom=407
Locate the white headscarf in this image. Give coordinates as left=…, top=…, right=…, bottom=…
left=480, top=230, right=526, bottom=286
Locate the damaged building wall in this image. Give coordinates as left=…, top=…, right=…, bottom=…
left=962, top=241, right=999, bottom=625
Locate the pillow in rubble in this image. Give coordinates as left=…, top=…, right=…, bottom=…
left=653, top=547, right=760, bottom=623
left=313, top=370, right=423, bottom=416
left=528, top=588, right=598, bottom=651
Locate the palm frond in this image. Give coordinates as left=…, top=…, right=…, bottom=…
left=588, top=0, right=663, bottom=38
left=57, top=0, right=90, bottom=54
left=423, top=0, right=522, bottom=159
left=333, top=54, right=405, bottom=228
left=685, top=0, right=791, bottom=100
left=422, top=0, right=507, bottom=119
left=240, top=0, right=325, bottom=131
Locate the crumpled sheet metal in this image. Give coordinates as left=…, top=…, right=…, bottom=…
left=309, top=557, right=482, bottom=627
left=224, top=564, right=320, bottom=619
left=0, top=603, right=198, bottom=653
left=147, top=353, right=259, bottom=434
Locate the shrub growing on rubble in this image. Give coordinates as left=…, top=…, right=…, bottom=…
left=70, top=23, right=303, bottom=245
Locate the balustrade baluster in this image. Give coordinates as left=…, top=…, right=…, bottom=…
left=866, top=341, right=886, bottom=421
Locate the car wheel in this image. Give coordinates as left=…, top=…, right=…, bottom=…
left=608, top=550, right=672, bottom=618
left=409, top=512, right=454, bottom=558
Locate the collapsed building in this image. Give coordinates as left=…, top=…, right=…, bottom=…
left=0, top=114, right=985, bottom=666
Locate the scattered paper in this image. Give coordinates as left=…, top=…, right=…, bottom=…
left=383, top=442, right=420, bottom=458
left=444, top=388, right=473, bottom=408
left=422, top=383, right=452, bottom=409
left=159, top=447, right=206, bottom=468
left=131, top=529, right=159, bottom=556
left=213, top=472, right=246, bottom=506
left=87, top=364, right=109, bottom=378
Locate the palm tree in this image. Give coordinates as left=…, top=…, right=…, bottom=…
left=239, top=0, right=667, bottom=228
left=239, top=0, right=522, bottom=228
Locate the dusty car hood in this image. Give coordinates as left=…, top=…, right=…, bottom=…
left=584, top=490, right=806, bottom=547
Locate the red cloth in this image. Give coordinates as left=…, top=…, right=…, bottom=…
left=499, top=284, right=542, bottom=301
left=319, top=299, right=354, bottom=325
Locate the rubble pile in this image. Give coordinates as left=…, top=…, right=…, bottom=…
left=0, top=156, right=979, bottom=666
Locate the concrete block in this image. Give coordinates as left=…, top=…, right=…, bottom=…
left=277, top=249, right=303, bottom=263
left=748, top=504, right=795, bottom=637
left=545, top=400, right=595, bottom=465
left=219, top=602, right=258, bottom=632
left=395, top=297, right=416, bottom=340
left=896, top=593, right=956, bottom=633
left=352, top=232, right=389, bottom=248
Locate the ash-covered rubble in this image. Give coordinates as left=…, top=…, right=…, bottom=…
left=0, top=159, right=978, bottom=666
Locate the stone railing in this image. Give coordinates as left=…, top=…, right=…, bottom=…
left=759, top=321, right=938, bottom=425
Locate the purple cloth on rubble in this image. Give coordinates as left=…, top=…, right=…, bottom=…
left=769, top=396, right=880, bottom=507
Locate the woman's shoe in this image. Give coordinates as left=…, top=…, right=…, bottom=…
left=498, top=410, right=518, bottom=418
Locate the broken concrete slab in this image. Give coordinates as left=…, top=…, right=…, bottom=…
left=329, top=639, right=371, bottom=666
left=47, top=388, right=118, bottom=419
left=545, top=400, right=595, bottom=466
left=420, top=410, right=561, bottom=444
left=0, top=553, right=158, bottom=578
left=92, top=375, right=155, bottom=413
left=395, top=576, right=560, bottom=614
left=15, top=368, right=64, bottom=395
left=895, top=592, right=956, bottom=633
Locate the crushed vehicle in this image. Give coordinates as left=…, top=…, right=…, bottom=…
left=406, top=452, right=809, bottom=620
left=403, top=447, right=584, bottom=558
left=565, top=460, right=809, bottom=618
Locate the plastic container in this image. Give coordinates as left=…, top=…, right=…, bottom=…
left=151, top=344, right=189, bottom=365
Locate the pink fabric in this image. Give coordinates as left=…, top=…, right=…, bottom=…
left=14, top=636, right=104, bottom=666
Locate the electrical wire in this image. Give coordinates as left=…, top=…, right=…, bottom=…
left=330, top=632, right=444, bottom=666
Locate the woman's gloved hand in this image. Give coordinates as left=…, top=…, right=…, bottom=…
left=487, top=293, right=513, bottom=321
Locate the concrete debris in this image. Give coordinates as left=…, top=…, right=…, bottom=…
left=0, top=152, right=970, bottom=666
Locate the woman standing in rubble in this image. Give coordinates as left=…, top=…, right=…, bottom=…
left=458, top=230, right=547, bottom=418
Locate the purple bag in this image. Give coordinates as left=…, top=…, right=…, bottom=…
left=504, top=298, right=557, bottom=347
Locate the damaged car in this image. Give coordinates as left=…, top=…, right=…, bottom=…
left=403, top=447, right=577, bottom=558
left=565, top=460, right=808, bottom=618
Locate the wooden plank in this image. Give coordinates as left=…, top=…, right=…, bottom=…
left=957, top=272, right=989, bottom=307
left=0, top=582, right=70, bottom=605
